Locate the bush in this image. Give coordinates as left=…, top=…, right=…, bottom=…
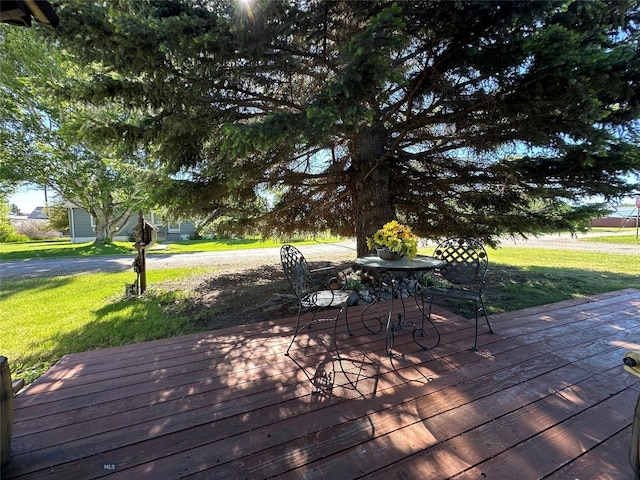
left=0, top=198, right=18, bottom=242
left=0, top=218, right=28, bottom=242
left=0, top=230, right=29, bottom=242
left=14, top=219, right=62, bottom=240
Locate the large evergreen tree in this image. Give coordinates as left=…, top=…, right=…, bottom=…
left=44, top=0, right=640, bottom=254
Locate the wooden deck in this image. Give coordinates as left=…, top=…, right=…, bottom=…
left=3, top=288, right=640, bottom=479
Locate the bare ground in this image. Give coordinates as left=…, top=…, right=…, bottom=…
left=154, top=233, right=638, bottom=331
left=156, top=250, right=358, bottom=331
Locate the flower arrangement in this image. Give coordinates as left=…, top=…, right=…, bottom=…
left=367, top=220, right=418, bottom=258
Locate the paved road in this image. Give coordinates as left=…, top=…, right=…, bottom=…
left=1, top=234, right=637, bottom=280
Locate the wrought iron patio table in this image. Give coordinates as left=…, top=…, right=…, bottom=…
left=354, top=255, right=445, bottom=356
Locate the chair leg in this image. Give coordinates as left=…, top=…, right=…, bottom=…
left=472, top=305, right=479, bottom=351
left=286, top=306, right=347, bottom=357
left=332, top=308, right=342, bottom=359
left=285, top=307, right=304, bottom=356
left=479, top=297, right=493, bottom=333
left=344, top=305, right=353, bottom=336
left=471, top=297, right=495, bottom=351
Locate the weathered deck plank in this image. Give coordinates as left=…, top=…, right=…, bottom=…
left=3, top=289, right=639, bottom=479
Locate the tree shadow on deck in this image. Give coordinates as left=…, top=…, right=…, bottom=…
left=5, top=290, right=639, bottom=479
left=287, top=347, right=381, bottom=401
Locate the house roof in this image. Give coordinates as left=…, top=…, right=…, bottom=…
left=27, top=206, right=48, bottom=219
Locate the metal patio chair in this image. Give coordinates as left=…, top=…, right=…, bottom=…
left=416, top=237, right=494, bottom=351
left=280, top=244, right=352, bottom=356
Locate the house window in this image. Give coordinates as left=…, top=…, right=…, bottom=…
left=150, top=212, right=164, bottom=225
left=167, top=222, right=180, bottom=233
left=90, top=216, right=96, bottom=228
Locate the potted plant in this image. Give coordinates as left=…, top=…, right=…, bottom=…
left=367, top=220, right=418, bottom=260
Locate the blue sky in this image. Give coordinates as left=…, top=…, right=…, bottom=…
left=9, top=186, right=54, bottom=214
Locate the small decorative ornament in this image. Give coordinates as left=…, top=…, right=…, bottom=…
left=367, top=220, right=418, bottom=259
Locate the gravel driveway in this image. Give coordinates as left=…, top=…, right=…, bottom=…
left=0, top=241, right=359, bottom=279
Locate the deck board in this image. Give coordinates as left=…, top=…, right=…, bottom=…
left=3, top=289, right=639, bottom=479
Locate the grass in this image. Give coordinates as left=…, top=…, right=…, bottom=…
left=0, top=268, right=211, bottom=383
left=0, top=239, right=136, bottom=260
left=157, top=236, right=344, bottom=253
left=485, top=247, right=640, bottom=313
left=0, top=236, right=345, bottom=260
left=580, top=227, right=639, bottom=245
left=488, top=246, right=638, bottom=271
left=580, top=234, right=639, bottom=244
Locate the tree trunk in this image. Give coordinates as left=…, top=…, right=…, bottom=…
left=93, top=223, right=112, bottom=244
left=92, top=210, right=115, bottom=244
left=350, top=128, right=395, bottom=257
left=92, top=208, right=133, bottom=244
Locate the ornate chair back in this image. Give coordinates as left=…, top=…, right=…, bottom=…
left=280, top=244, right=313, bottom=301
left=434, top=237, right=488, bottom=289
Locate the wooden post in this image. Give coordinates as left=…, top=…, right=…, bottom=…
left=131, top=212, right=157, bottom=296
left=135, top=211, right=147, bottom=294
left=1, top=356, right=14, bottom=466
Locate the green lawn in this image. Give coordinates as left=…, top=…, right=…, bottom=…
left=0, top=236, right=345, bottom=260
left=580, top=234, right=640, bottom=244
left=0, top=267, right=210, bottom=383
left=0, top=239, right=136, bottom=259
left=157, top=236, right=344, bottom=253
left=485, top=247, right=640, bottom=312
left=581, top=227, right=639, bottom=245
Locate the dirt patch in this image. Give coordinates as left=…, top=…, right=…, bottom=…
left=158, top=260, right=353, bottom=330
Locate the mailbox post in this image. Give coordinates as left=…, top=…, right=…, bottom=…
left=131, top=212, right=157, bottom=295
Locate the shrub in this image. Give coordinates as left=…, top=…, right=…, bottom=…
left=14, top=219, right=62, bottom=240
left=0, top=230, right=29, bottom=242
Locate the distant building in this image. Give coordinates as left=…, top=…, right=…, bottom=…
left=66, top=205, right=197, bottom=243
left=591, top=206, right=639, bottom=228
left=27, top=206, right=48, bottom=220
left=9, top=207, right=63, bottom=238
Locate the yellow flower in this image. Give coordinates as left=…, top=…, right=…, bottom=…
left=369, top=220, right=418, bottom=258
